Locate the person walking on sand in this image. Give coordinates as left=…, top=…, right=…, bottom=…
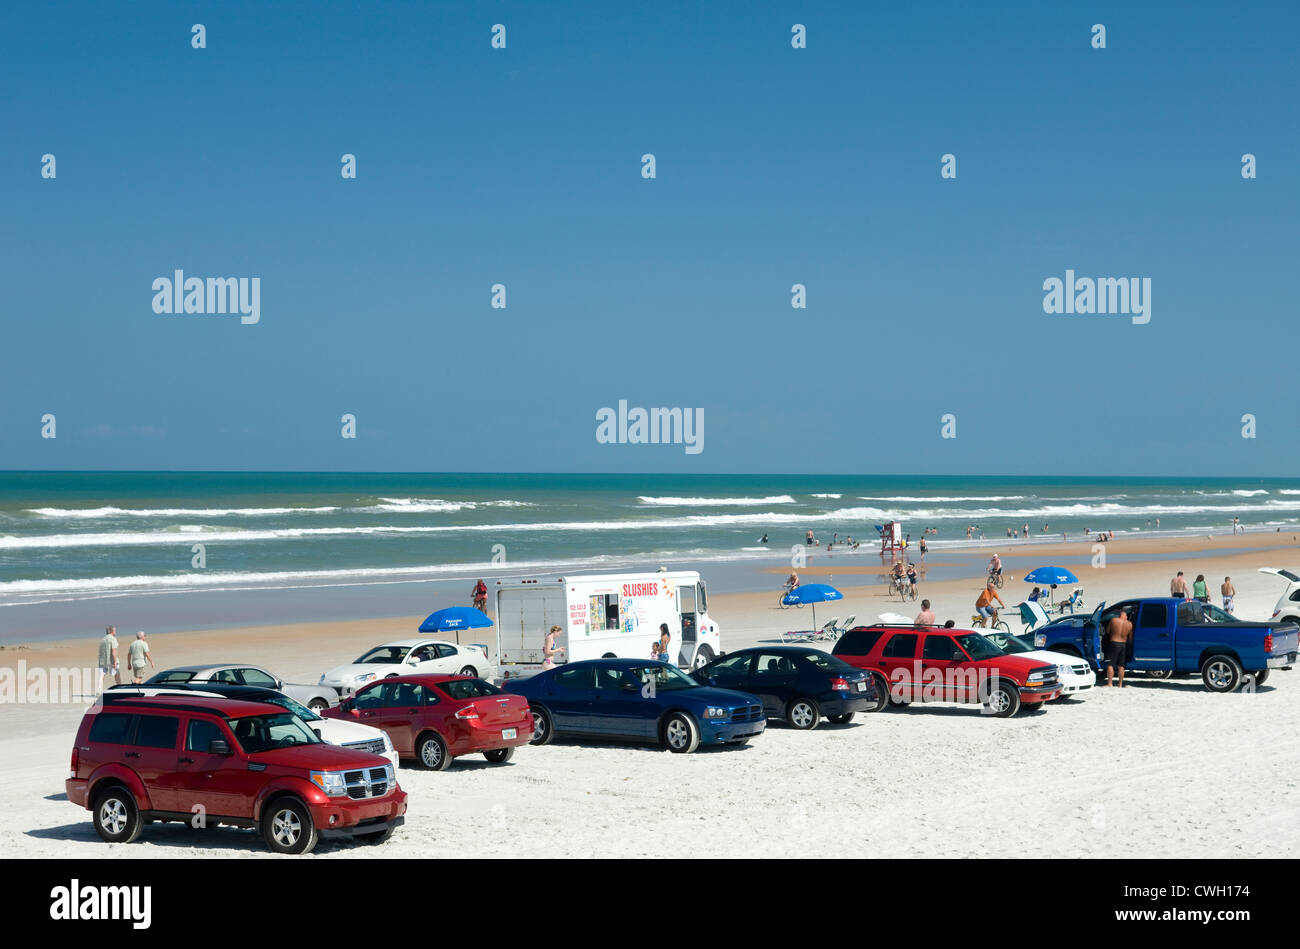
left=1104, top=607, right=1133, bottom=687
left=1170, top=571, right=1189, bottom=600
left=919, top=536, right=927, bottom=560
left=1222, top=576, right=1236, bottom=614
left=97, top=626, right=121, bottom=689
left=542, top=625, right=565, bottom=669
left=915, top=599, right=936, bottom=626
left=127, top=630, right=155, bottom=684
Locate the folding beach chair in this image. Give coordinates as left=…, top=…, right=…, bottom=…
left=1058, top=587, right=1084, bottom=614
left=812, top=617, right=839, bottom=641
left=782, top=627, right=817, bottom=644
left=1017, top=600, right=1050, bottom=633
left=828, top=614, right=856, bottom=640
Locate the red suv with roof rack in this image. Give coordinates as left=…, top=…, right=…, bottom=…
left=67, top=694, right=406, bottom=854
left=831, top=624, right=1062, bottom=717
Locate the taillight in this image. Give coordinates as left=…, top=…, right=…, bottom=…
left=69, top=747, right=78, bottom=777
left=1272, top=610, right=1281, bottom=619
left=830, top=677, right=849, bottom=691
left=454, top=705, right=480, bottom=720
left=1265, top=633, right=1274, bottom=653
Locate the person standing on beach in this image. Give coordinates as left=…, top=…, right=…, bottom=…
left=1221, top=577, right=1236, bottom=614
left=658, top=623, right=673, bottom=664
left=918, top=536, right=927, bottom=560
left=915, top=599, right=936, bottom=626
left=542, top=625, right=565, bottom=669
left=1193, top=574, right=1210, bottom=607
left=1104, top=608, right=1133, bottom=687
left=97, top=626, right=121, bottom=689
left=127, top=631, right=155, bottom=684
left=1170, top=571, right=1189, bottom=599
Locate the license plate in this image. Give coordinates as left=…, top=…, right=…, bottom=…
left=501, top=728, right=517, bottom=740
left=856, top=681, right=867, bottom=692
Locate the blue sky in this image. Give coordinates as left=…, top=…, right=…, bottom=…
left=1, top=0, right=1296, bottom=475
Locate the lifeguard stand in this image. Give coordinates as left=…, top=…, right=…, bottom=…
left=880, top=520, right=903, bottom=561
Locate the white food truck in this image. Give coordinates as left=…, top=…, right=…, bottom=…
left=492, top=570, right=722, bottom=674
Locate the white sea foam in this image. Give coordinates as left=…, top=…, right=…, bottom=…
left=637, top=496, right=796, bottom=506
left=857, top=495, right=1028, bottom=503
left=361, top=498, right=536, bottom=513
left=810, top=493, right=842, bottom=499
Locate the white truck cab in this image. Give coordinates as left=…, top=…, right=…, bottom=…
left=493, top=569, right=721, bottom=674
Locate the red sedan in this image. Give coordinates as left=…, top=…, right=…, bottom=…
left=324, top=674, right=532, bottom=770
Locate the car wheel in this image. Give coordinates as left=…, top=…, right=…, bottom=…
left=786, top=697, right=820, bottom=730
left=1251, top=669, right=1270, bottom=687
left=92, top=786, right=143, bottom=844
left=983, top=681, right=1021, bottom=718
left=827, top=712, right=855, bottom=724
left=691, top=646, right=714, bottom=670
left=867, top=674, right=890, bottom=713
left=484, top=747, right=514, bottom=764
left=1201, top=654, right=1243, bottom=693
left=529, top=705, right=554, bottom=746
left=416, top=732, right=452, bottom=771
left=1144, top=669, right=1174, bottom=680
left=458, top=666, right=477, bottom=677
left=662, top=712, right=700, bottom=753
left=262, top=797, right=318, bottom=855
left=308, top=698, right=329, bottom=712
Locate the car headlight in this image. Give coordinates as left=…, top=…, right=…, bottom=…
left=382, top=733, right=393, bottom=752
left=354, top=672, right=376, bottom=683
left=310, top=770, right=348, bottom=797
left=704, top=707, right=729, bottom=719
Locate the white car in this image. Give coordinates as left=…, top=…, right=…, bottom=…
left=104, top=685, right=399, bottom=767
left=319, top=638, right=495, bottom=696
left=1260, top=567, right=1300, bottom=625
left=978, top=628, right=1096, bottom=696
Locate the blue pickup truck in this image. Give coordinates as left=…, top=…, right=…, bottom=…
left=1031, top=597, right=1298, bottom=692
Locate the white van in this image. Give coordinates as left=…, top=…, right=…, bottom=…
left=493, top=570, right=721, bottom=673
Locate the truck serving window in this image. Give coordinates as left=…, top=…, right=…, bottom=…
left=590, top=594, right=621, bottom=631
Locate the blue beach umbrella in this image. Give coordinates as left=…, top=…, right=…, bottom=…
left=1023, top=566, right=1079, bottom=586
left=781, top=583, right=844, bottom=629
left=419, top=606, right=494, bottom=644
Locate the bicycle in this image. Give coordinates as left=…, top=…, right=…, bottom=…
left=889, top=576, right=911, bottom=601
left=986, top=570, right=1005, bottom=590
left=971, top=610, right=1010, bottom=633
left=779, top=583, right=802, bottom=609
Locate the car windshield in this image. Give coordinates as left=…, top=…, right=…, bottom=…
left=262, top=694, right=319, bottom=722
left=981, top=631, right=1032, bottom=654
left=225, top=712, right=322, bottom=753
left=628, top=664, right=697, bottom=692
left=147, top=670, right=196, bottom=683
left=440, top=678, right=500, bottom=700
left=953, top=634, right=1005, bottom=661
left=354, top=646, right=406, bottom=664
left=799, top=652, right=859, bottom=673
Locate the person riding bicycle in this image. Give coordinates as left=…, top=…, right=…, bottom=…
left=987, top=554, right=1003, bottom=582
left=975, top=583, right=1005, bottom=627
left=785, top=571, right=800, bottom=591
left=890, top=559, right=906, bottom=588
left=471, top=578, right=488, bottom=611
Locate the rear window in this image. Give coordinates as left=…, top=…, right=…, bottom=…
left=440, top=678, right=501, bottom=700
left=799, top=652, right=858, bottom=674
left=834, top=628, right=885, bottom=656
left=148, top=670, right=196, bottom=683
left=881, top=633, right=919, bottom=658
left=134, top=715, right=180, bottom=750
left=88, top=712, right=135, bottom=744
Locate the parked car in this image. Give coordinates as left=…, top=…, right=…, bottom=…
left=146, top=663, right=338, bottom=712
left=323, top=674, right=531, bottom=770
left=690, top=646, right=877, bottom=728
left=970, top=630, right=1096, bottom=697
left=1031, top=597, right=1299, bottom=691
left=1261, top=567, right=1300, bottom=626
left=503, top=658, right=766, bottom=753
left=319, top=639, right=495, bottom=697
left=832, top=624, right=1062, bottom=717
left=108, top=683, right=399, bottom=767
left=67, top=694, right=405, bottom=854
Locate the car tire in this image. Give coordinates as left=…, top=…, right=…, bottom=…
left=692, top=646, right=714, bottom=670
left=983, top=681, right=1021, bottom=718
left=416, top=731, right=452, bottom=771
left=827, top=712, right=855, bottom=724
left=1144, top=669, right=1174, bottom=680
left=484, top=747, right=514, bottom=764
left=92, top=785, right=143, bottom=844
left=867, top=674, right=890, bottom=713
left=1201, top=654, right=1243, bottom=693
left=1251, top=669, right=1270, bottom=687
left=786, top=697, right=820, bottom=730
left=662, top=712, right=700, bottom=753
left=529, top=705, right=554, bottom=746
left=308, top=698, right=330, bottom=712
left=262, top=796, right=318, bottom=855
left=458, top=666, right=477, bottom=677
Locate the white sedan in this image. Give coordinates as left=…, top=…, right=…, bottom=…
left=319, top=638, right=495, bottom=696
left=978, top=629, right=1096, bottom=696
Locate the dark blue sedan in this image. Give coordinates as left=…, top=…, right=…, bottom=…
left=503, top=658, right=765, bottom=753
left=691, top=646, right=876, bottom=729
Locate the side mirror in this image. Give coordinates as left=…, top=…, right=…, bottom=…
left=207, top=739, right=230, bottom=755
left=312, top=728, right=322, bottom=738
left=951, top=652, right=965, bottom=663
left=622, top=682, right=639, bottom=693
left=407, top=656, right=420, bottom=665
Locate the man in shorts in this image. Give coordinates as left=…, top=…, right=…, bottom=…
left=1221, top=576, right=1236, bottom=614
left=127, top=630, right=155, bottom=684
left=1104, top=608, right=1133, bottom=687
left=975, top=584, right=1004, bottom=626
left=1170, top=571, right=1189, bottom=599
left=97, top=626, right=121, bottom=689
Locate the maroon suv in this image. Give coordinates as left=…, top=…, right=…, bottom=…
left=67, top=694, right=407, bottom=854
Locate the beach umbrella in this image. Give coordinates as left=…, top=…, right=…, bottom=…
left=781, top=583, right=843, bottom=630
left=1023, top=566, right=1079, bottom=586
left=419, top=606, right=493, bottom=644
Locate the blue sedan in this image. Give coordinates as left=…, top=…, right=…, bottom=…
left=503, top=658, right=766, bottom=753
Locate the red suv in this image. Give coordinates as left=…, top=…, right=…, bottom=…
left=67, top=695, right=407, bottom=854
left=831, top=624, right=1062, bottom=717
left=324, top=674, right=532, bottom=770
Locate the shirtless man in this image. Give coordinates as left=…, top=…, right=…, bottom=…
left=1221, top=576, right=1236, bottom=613
left=1170, top=571, right=1189, bottom=600
left=914, top=599, right=936, bottom=626
left=1104, top=608, right=1134, bottom=687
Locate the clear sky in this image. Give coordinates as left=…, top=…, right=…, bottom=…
left=1, top=1, right=1296, bottom=475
